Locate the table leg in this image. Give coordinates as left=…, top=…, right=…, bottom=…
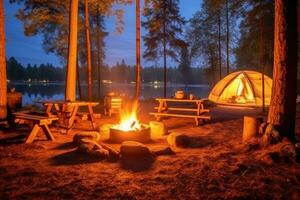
left=41, top=124, right=55, bottom=141
left=53, top=103, right=61, bottom=116
left=156, top=100, right=163, bottom=121
left=67, top=105, right=79, bottom=130
left=195, top=118, right=199, bottom=126
left=25, top=124, right=41, bottom=144
left=45, top=104, right=53, bottom=117
left=196, top=102, right=201, bottom=116
left=87, top=104, right=96, bottom=130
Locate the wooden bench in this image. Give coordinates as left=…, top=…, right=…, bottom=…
left=14, top=112, right=58, bottom=144
left=149, top=98, right=211, bottom=126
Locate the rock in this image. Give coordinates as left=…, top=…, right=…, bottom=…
left=153, top=147, right=175, bottom=156
left=73, top=131, right=100, bottom=145
left=99, top=124, right=114, bottom=140
left=167, top=133, right=190, bottom=148
left=149, top=121, right=167, bottom=139
left=261, top=124, right=281, bottom=145
left=120, top=141, right=152, bottom=157
left=167, top=132, right=209, bottom=148
left=120, top=141, right=154, bottom=171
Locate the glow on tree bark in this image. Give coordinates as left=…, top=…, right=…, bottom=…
left=85, top=0, right=93, bottom=100
left=65, top=0, right=78, bottom=101
left=135, top=0, right=141, bottom=98
left=0, top=0, right=7, bottom=119
left=267, top=0, right=298, bottom=139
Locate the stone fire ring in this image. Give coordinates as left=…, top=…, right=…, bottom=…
left=109, top=124, right=151, bottom=143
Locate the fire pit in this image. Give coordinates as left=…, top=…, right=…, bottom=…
left=108, top=100, right=151, bottom=143
left=110, top=124, right=151, bottom=143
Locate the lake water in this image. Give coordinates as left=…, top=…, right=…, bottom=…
left=9, top=83, right=211, bottom=106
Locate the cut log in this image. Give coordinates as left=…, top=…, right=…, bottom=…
left=73, top=131, right=100, bottom=145
left=99, top=123, right=114, bottom=140
left=149, top=121, right=167, bottom=139
left=243, top=116, right=262, bottom=142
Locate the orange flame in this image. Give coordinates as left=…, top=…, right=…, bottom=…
left=113, top=100, right=141, bottom=132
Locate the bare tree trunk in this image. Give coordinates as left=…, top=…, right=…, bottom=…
left=259, top=19, right=265, bottom=112
left=84, top=0, right=92, bottom=100
left=267, top=0, right=298, bottom=140
left=218, top=10, right=222, bottom=80
left=225, top=0, right=229, bottom=75
left=163, top=0, right=167, bottom=98
left=96, top=6, right=101, bottom=98
left=76, top=51, right=82, bottom=100
left=135, top=0, right=141, bottom=98
left=0, top=0, right=7, bottom=119
left=65, top=0, right=78, bottom=101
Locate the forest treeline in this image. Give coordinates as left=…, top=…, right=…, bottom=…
left=7, top=0, right=300, bottom=85
left=7, top=57, right=210, bottom=84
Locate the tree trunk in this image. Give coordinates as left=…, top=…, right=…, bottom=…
left=218, top=10, right=222, bottom=80
left=225, top=0, right=229, bottom=75
left=96, top=7, right=101, bottom=99
left=84, top=0, right=92, bottom=100
left=267, top=0, right=298, bottom=140
left=259, top=19, right=265, bottom=112
left=65, top=0, right=78, bottom=101
left=135, top=0, right=141, bottom=98
left=76, top=51, right=82, bottom=100
left=163, top=0, right=167, bottom=98
left=0, top=0, right=7, bottom=119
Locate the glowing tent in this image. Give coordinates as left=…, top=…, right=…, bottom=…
left=208, top=70, right=273, bottom=107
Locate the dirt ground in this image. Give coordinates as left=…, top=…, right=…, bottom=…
left=0, top=101, right=300, bottom=200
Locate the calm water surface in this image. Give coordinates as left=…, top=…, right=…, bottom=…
left=9, top=83, right=211, bottom=106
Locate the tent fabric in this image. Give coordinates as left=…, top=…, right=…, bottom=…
left=208, top=70, right=273, bottom=107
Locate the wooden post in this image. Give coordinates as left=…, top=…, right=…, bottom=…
left=65, top=0, right=78, bottom=102
left=135, top=0, right=141, bottom=98
left=84, top=0, right=93, bottom=100
left=243, top=116, right=261, bottom=142
left=0, top=0, right=7, bottom=120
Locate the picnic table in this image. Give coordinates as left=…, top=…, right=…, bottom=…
left=35, top=100, right=99, bottom=132
left=149, top=98, right=211, bottom=126
left=13, top=112, right=58, bottom=144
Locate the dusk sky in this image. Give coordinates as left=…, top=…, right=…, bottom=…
left=4, top=0, right=201, bottom=67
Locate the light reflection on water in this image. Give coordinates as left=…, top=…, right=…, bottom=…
left=9, top=83, right=211, bottom=105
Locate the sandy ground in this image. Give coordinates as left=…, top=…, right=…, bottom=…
left=0, top=101, right=300, bottom=200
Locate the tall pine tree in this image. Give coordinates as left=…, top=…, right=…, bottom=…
left=178, top=45, right=192, bottom=85
left=267, top=0, right=298, bottom=140
left=143, top=0, right=186, bottom=97
left=0, top=0, right=6, bottom=120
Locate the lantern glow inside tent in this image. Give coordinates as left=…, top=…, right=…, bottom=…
left=208, top=71, right=273, bottom=107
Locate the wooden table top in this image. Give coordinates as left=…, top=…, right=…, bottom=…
left=155, top=98, right=204, bottom=103
left=35, top=100, right=99, bottom=106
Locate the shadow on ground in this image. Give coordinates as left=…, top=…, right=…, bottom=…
left=0, top=134, right=26, bottom=146
left=49, top=150, right=105, bottom=165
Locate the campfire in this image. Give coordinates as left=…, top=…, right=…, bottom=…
left=110, top=101, right=151, bottom=143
